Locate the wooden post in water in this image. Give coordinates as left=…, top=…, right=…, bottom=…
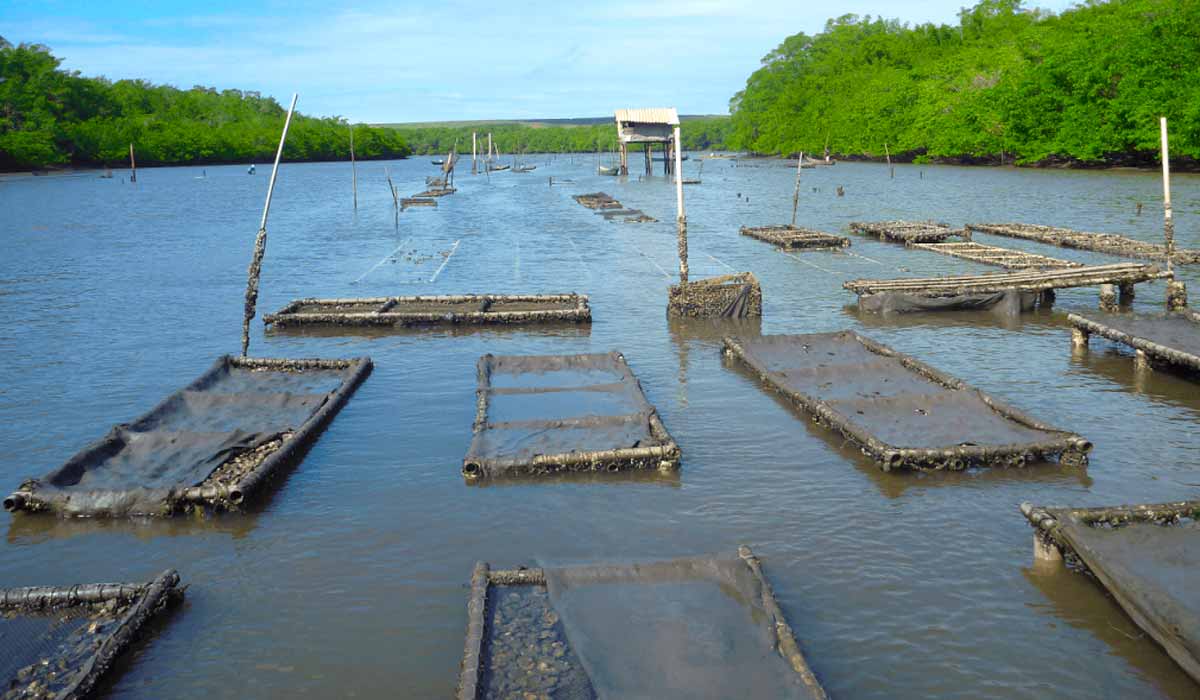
left=885, top=142, right=893, bottom=179
left=349, top=125, right=358, bottom=210
left=791, top=151, right=804, bottom=228
left=129, top=143, right=137, bottom=183
left=472, top=132, right=478, bottom=175
left=385, top=167, right=399, bottom=209
left=240, top=93, right=298, bottom=357
left=674, top=126, right=688, bottom=286
left=1161, top=117, right=1188, bottom=310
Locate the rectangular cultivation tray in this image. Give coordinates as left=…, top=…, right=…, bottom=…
left=5, top=356, right=371, bottom=517
left=462, top=351, right=679, bottom=479
left=723, top=331, right=1091, bottom=471
left=264, top=294, right=591, bottom=329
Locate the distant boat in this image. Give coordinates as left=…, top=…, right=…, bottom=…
left=247, top=164, right=256, bottom=174
left=488, top=164, right=510, bottom=172
left=598, top=165, right=619, bottom=176
left=653, top=154, right=689, bottom=161
left=432, top=159, right=445, bottom=165
left=513, top=165, right=536, bottom=173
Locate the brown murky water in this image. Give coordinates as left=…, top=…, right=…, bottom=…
left=2, top=156, right=1199, bottom=698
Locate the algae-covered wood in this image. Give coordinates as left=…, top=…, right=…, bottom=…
left=725, top=331, right=1091, bottom=471
left=462, top=351, right=678, bottom=479
left=264, top=294, right=591, bottom=329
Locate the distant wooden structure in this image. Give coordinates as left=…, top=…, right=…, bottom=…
left=615, top=107, right=680, bottom=177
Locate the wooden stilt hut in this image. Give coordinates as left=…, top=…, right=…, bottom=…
left=615, top=108, right=679, bottom=177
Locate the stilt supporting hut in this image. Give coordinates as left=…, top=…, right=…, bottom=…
left=615, top=108, right=679, bottom=177
left=666, top=126, right=762, bottom=318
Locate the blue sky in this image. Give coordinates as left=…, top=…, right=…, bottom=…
left=2, top=0, right=1077, bottom=123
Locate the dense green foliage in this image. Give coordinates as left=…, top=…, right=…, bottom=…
left=392, top=116, right=733, bottom=156
left=730, top=0, right=1200, bottom=165
left=0, top=39, right=409, bottom=170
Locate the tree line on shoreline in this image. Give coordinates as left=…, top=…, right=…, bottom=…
left=0, top=38, right=410, bottom=171
left=3, top=0, right=1196, bottom=171
left=727, top=0, right=1199, bottom=167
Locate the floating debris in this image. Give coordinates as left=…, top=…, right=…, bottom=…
left=0, top=570, right=183, bottom=699
left=723, top=331, right=1092, bottom=471
left=457, top=547, right=827, bottom=700
left=968, top=223, right=1200, bottom=265
left=740, top=225, right=850, bottom=251
left=1020, top=500, right=1200, bottom=683
left=4, top=356, right=372, bottom=517
left=265, top=294, right=591, bottom=329
left=462, top=351, right=679, bottom=480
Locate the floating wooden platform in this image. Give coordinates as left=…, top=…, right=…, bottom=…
left=264, top=294, right=591, bottom=329
left=850, top=220, right=966, bottom=244
left=0, top=570, right=183, bottom=698
left=572, top=192, right=621, bottom=210
left=1021, top=500, right=1200, bottom=683
left=845, top=262, right=1170, bottom=309
left=414, top=187, right=456, bottom=197
left=573, top=192, right=655, bottom=222
left=462, top=352, right=679, bottom=479
left=909, top=241, right=1081, bottom=269
left=723, top=331, right=1091, bottom=471
left=4, top=356, right=372, bottom=517
left=1068, top=311, right=1200, bottom=373
left=401, top=197, right=436, bottom=209
left=456, top=546, right=826, bottom=700
left=968, top=223, right=1200, bottom=264
left=740, top=225, right=850, bottom=250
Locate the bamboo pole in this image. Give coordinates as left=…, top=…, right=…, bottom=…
left=349, top=125, right=357, bottom=210
left=1161, top=117, right=1174, bottom=275
left=885, top=142, right=893, bottom=179
left=129, top=143, right=137, bottom=182
left=385, top=166, right=399, bottom=208
left=240, top=93, right=298, bottom=357
left=472, top=131, right=477, bottom=174
left=791, top=151, right=803, bottom=228
left=674, top=126, right=688, bottom=285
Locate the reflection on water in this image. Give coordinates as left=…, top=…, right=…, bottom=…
left=2, top=158, right=1199, bottom=698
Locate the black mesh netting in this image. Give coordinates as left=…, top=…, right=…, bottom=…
left=1, top=604, right=126, bottom=699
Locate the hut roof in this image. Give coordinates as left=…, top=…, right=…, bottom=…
left=614, top=108, right=679, bottom=125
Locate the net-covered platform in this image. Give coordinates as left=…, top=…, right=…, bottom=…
left=264, top=294, right=591, bottom=329
left=844, top=262, right=1170, bottom=314
left=572, top=193, right=621, bottom=210
left=572, top=193, right=656, bottom=223
left=740, top=225, right=850, bottom=251
left=667, top=273, right=763, bottom=319
left=413, top=187, right=456, bottom=197
left=1, top=570, right=182, bottom=699
left=4, top=356, right=372, bottom=517
left=909, top=241, right=1081, bottom=270
left=968, top=223, right=1200, bottom=264
left=462, top=352, right=679, bottom=480
left=723, top=331, right=1091, bottom=471
left=1069, top=311, right=1200, bottom=373
left=850, top=220, right=966, bottom=244
left=456, top=546, right=826, bottom=700
left=401, top=197, right=437, bottom=210
left=1021, top=500, right=1200, bottom=683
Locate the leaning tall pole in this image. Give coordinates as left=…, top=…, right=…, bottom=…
left=674, top=126, right=688, bottom=285
left=790, top=151, right=804, bottom=228
left=240, top=93, right=298, bottom=357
